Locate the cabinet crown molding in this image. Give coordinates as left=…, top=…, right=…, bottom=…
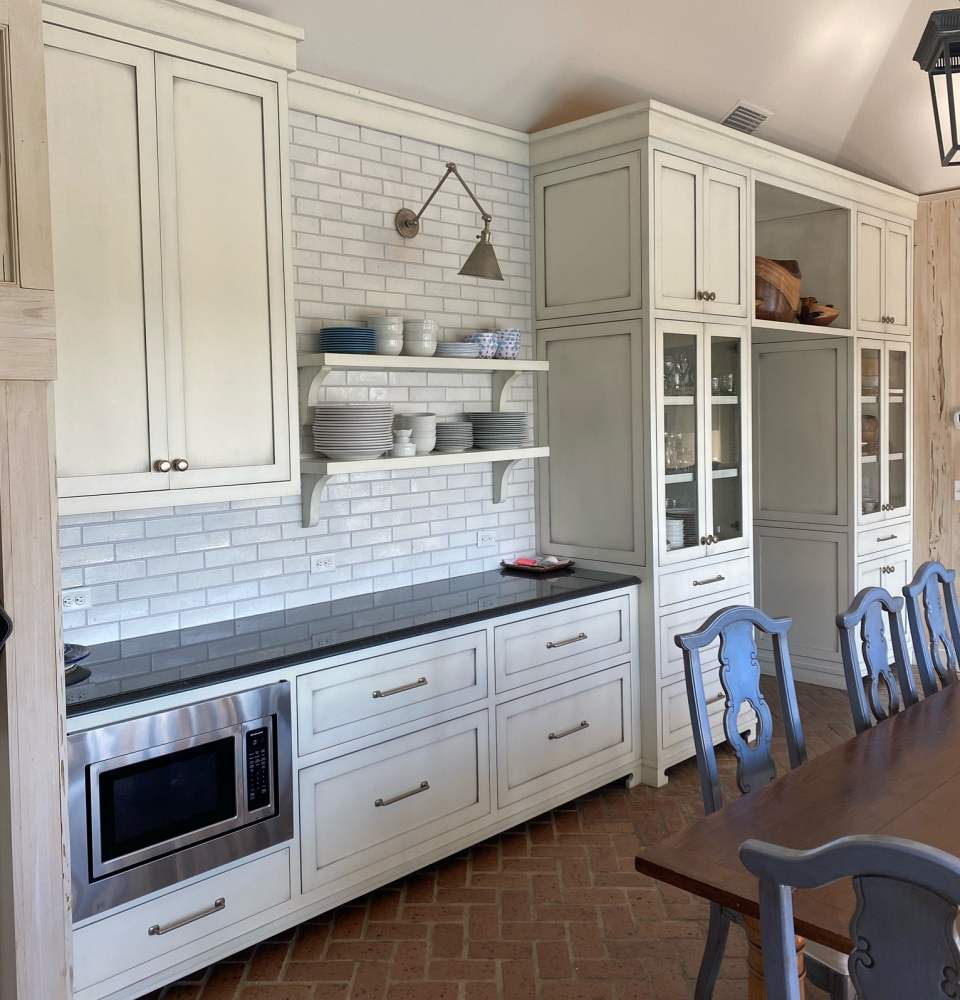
left=42, top=0, right=302, bottom=70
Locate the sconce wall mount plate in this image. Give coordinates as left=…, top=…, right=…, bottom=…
left=395, top=207, right=421, bottom=240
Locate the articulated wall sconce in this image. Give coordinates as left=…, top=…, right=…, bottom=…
left=394, top=161, right=504, bottom=281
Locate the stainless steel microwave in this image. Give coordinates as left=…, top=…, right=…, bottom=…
left=68, top=681, right=292, bottom=921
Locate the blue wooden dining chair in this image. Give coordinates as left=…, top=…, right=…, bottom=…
left=836, top=587, right=918, bottom=735
left=740, top=834, right=960, bottom=1000
left=675, top=606, right=850, bottom=1000
left=903, top=561, right=960, bottom=696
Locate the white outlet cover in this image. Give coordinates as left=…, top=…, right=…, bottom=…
left=311, top=554, right=336, bottom=573
left=954, top=480, right=960, bottom=502
left=62, top=587, right=92, bottom=611
left=477, top=531, right=497, bottom=547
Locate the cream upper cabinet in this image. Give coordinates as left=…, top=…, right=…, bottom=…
left=857, top=212, right=912, bottom=336
left=536, top=321, right=645, bottom=565
left=45, top=26, right=293, bottom=511
left=654, top=151, right=748, bottom=318
left=534, top=153, right=642, bottom=320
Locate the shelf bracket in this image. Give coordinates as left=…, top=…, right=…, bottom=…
left=492, top=459, right=520, bottom=504
left=492, top=371, right=523, bottom=412
left=299, top=365, right=334, bottom=426
left=301, top=472, right=332, bottom=528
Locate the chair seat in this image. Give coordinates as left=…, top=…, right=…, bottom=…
left=806, top=940, right=849, bottom=975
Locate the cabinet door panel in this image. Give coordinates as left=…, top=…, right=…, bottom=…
left=884, top=222, right=912, bottom=336
left=156, top=56, right=290, bottom=489
left=702, top=167, right=748, bottom=317
left=884, top=344, right=911, bottom=518
left=654, top=152, right=702, bottom=312
left=537, top=321, right=644, bottom=565
left=45, top=28, right=169, bottom=497
left=535, top=153, right=642, bottom=320
left=857, top=213, right=885, bottom=333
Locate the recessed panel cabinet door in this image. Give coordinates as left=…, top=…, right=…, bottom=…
left=156, top=56, right=290, bottom=489
left=536, top=321, right=644, bottom=565
left=857, top=213, right=885, bottom=333
left=45, top=28, right=170, bottom=498
left=654, top=151, right=702, bottom=313
left=884, top=221, right=912, bottom=336
left=534, top=153, right=642, bottom=320
left=702, top=167, right=748, bottom=318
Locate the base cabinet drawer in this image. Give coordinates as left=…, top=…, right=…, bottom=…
left=494, top=594, right=631, bottom=692
left=73, top=848, right=290, bottom=992
left=857, top=521, right=912, bottom=557
left=660, top=672, right=754, bottom=751
left=299, top=712, right=490, bottom=893
left=658, top=592, right=751, bottom=682
left=659, top=557, right=753, bottom=607
left=297, top=631, right=487, bottom=755
left=496, top=664, right=633, bottom=807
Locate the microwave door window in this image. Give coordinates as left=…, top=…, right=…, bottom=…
left=98, top=736, right=238, bottom=864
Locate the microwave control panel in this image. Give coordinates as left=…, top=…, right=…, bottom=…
left=245, top=726, right=271, bottom=811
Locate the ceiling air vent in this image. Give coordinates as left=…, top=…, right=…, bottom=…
left=721, top=101, right=772, bottom=136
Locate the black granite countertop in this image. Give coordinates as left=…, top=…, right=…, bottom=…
left=65, top=568, right=639, bottom=718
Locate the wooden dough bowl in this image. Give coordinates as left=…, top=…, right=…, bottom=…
left=755, top=257, right=801, bottom=322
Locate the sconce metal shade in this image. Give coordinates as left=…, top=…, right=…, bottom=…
left=914, top=9, right=960, bottom=166
left=458, top=221, right=503, bottom=281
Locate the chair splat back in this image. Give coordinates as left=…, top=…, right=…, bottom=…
left=836, top=586, right=917, bottom=734
left=740, top=834, right=960, bottom=1000
left=676, top=605, right=806, bottom=815
left=903, top=562, right=960, bottom=697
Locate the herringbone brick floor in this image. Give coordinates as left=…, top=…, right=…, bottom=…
left=146, top=679, right=854, bottom=1000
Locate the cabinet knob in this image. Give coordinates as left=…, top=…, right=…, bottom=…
left=153, top=459, right=172, bottom=473
left=696, top=290, right=704, bottom=301
left=172, top=458, right=189, bottom=472
left=699, top=535, right=709, bottom=545
left=708, top=291, right=717, bottom=301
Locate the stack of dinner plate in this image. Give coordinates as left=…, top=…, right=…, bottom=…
left=435, top=341, right=481, bottom=360
left=465, top=411, right=528, bottom=450
left=319, top=327, right=376, bottom=354
left=312, top=402, right=394, bottom=460
left=435, top=421, right=474, bottom=453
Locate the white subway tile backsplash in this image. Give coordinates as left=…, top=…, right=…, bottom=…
left=60, top=109, right=534, bottom=644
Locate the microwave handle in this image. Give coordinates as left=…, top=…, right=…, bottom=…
left=0, top=605, right=11, bottom=653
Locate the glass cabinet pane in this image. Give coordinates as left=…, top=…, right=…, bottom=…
left=860, top=347, right=882, bottom=516
left=887, top=349, right=907, bottom=511
left=663, top=332, right=699, bottom=551
left=710, top=335, right=742, bottom=544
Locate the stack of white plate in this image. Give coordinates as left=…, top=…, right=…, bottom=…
left=465, top=412, right=528, bottom=450
left=435, top=342, right=481, bottom=360
left=312, top=403, right=394, bottom=460
left=435, top=421, right=474, bottom=454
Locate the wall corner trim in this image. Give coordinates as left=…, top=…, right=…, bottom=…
left=288, top=71, right=531, bottom=165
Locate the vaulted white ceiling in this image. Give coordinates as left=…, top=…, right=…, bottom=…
left=230, top=0, right=955, bottom=194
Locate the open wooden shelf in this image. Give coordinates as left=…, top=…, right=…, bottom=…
left=300, top=447, right=550, bottom=527
left=299, top=352, right=549, bottom=374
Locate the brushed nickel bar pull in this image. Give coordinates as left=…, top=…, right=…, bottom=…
left=876, top=534, right=898, bottom=542
left=692, top=575, right=725, bottom=587
left=372, top=676, right=427, bottom=699
left=375, top=780, right=430, bottom=808
left=148, top=897, right=225, bottom=936
left=546, top=632, right=587, bottom=649
left=548, top=720, right=589, bottom=740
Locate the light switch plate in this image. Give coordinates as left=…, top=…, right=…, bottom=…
left=954, top=480, right=960, bottom=502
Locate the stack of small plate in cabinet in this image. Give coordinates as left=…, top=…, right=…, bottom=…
left=435, top=421, right=474, bottom=454
left=319, top=327, right=376, bottom=354
left=312, top=403, right=394, bottom=460
left=465, top=412, right=528, bottom=450
left=435, top=342, right=481, bottom=360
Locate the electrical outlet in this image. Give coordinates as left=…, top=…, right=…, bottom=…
left=311, top=634, right=336, bottom=649
left=477, top=531, right=497, bottom=547
left=62, top=588, right=92, bottom=612
left=311, top=554, right=336, bottom=573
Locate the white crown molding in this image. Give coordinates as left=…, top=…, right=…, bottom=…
left=288, top=71, right=530, bottom=166
left=42, top=0, right=303, bottom=70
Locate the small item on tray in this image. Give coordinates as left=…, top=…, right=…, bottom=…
left=501, top=555, right=575, bottom=574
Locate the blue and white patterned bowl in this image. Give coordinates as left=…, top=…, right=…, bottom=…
left=464, top=331, right=499, bottom=359
left=495, top=328, right=522, bottom=360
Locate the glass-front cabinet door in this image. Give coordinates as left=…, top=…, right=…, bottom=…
left=858, top=340, right=911, bottom=522
left=657, top=320, right=749, bottom=563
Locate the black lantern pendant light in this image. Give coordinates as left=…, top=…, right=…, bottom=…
left=914, top=9, right=960, bottom=166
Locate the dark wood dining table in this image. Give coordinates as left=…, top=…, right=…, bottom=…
left=635, top=680, right=960, bottom=998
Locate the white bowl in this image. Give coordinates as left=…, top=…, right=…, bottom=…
left=376, top=334, right=403, bottom=356
left=369, top=315, right=403, bottom=334
left=403, top=340, right=437, bottom=357
left=404, top=319, right=438, bottom=336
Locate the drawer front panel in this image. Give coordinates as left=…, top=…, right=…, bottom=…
left=658, top=592, right=751, bottom=682
left=857, top=521, right=912, bottom=557
left=659, top=557, right=753, bottom=607
left=496, top=664, right=632, bottom=807
left=297, top=632, right=487, bottom=755
left=74, top=848, right=290, bottom=991
left=494, top=594, right=630, bottom=692
left=300, top=712, right=490, bottom=892
left=660, top=672, right=757, bottom=751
